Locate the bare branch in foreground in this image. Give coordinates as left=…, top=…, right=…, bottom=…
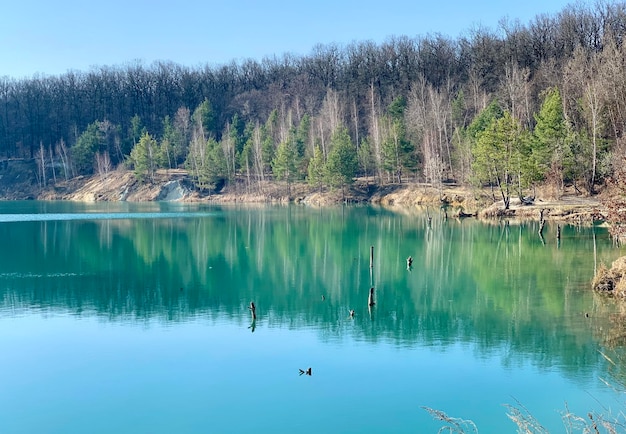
left=422, top=406, right=478, bottom=433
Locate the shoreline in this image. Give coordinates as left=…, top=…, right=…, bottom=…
left=32, top=169, right=608, bottom=225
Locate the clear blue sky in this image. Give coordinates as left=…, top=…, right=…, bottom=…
left=1, top=0, right=585, bottom=79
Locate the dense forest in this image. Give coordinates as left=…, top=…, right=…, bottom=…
left=2, top=2, right=626, bottom=205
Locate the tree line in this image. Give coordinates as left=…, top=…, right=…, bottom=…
left=3, top=2, right=626, bottom=203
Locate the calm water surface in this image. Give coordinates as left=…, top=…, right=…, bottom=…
left=0, top=201, right=625, bottom=433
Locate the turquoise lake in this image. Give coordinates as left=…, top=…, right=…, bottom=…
left=0, top=201, right=625, bottom=433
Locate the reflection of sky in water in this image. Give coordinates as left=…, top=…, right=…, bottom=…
left=0, top=314, right=623, bottom=434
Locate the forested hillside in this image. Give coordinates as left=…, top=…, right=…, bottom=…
left=2, top=2, right=626, bottom=204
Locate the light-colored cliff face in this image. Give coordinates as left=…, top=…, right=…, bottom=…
left=40, top=169, right=191, bottom=202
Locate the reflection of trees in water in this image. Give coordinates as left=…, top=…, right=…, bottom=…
left=0, top=207, right=623, bottom=369
left=590, top=293, right=626, bottom=390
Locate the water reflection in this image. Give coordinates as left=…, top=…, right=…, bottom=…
left=0, top=204, right=622, bottom=372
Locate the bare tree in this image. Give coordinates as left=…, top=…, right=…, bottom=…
left=48, top=145, right=56, bottom=185
left=252, top=122, right=266, bottom=185
left=583, top=79, right=601, bottom=194
left=35, top=142, right=46, bottom=188
left=599, top=35, right=626, bottom=147
left=500, top=63, right=532, bottom=129
left=55, top=139, right=72, bottom=181
left=406, top=76, right=453, bottom=187
left=369, top=82, right=382, bottom=182
left=563, top=46, right=607, bottom=194
left=428, top=84, right=452, bottom=177
left=221, top=122, right=236, bottom=182
left=187, top=127, right=205, bottom=185
left=173, top=106, right=192, bottom=163
left=95, top=151, right=112, bottom=179
left=316, top=88, right=344, bottom=153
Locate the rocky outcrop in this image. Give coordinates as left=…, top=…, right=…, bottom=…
left=156, top=180, right=190, bottom=201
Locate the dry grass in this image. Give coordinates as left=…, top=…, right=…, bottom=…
left=504, top=400, right=549, bottom=434
left=592, top=257, right=626, bottom=297
left=422, top=406, right=479, bottom=433
left=426, top=399, right=626, bottom=433
left=593, top=263, right=615, bottom=293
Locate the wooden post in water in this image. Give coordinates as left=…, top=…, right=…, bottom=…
left=369, top=245, right=375, bottom=288
left=248, top=301, right=257, bottom=320
left=556, top=224, right=561, bottom=240
left=368, top=287, right=375, bottom=306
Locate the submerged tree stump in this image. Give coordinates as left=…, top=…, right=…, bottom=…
left=538, top=209, right=546, bottom=235
left=457, top=209, right=476, bottom=218
left=368, top=287, right=375, bottom=306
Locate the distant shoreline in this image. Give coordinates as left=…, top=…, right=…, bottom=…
left=29, top=168, right=607, bottom=225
